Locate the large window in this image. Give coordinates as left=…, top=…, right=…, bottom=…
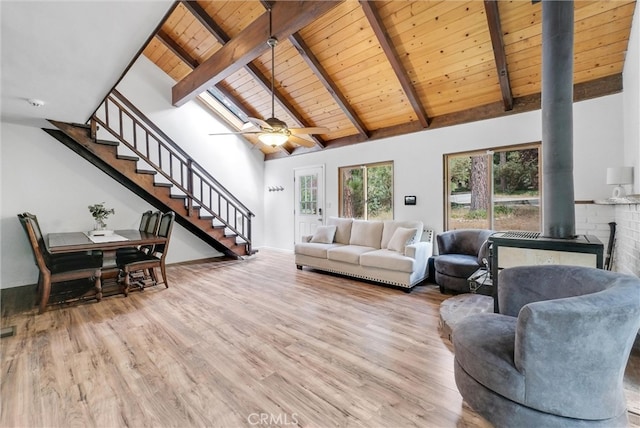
left=339, top=161, right=393, bottom=220
left=445, top=143, right=541, bottom=231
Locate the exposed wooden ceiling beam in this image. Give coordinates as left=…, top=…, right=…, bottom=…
left=155, top=27, right=255, bottom=135
left=484, top=0, right=514, bottom=111
left=289, top=33, right=369, bottom=139
left=181, top=1, right=227, bottom=45
left=180, top=0, right=324, bottom=150
left=265, top=74, right=623, bottom=160
left=359, top=0, right=430, bottom=129
left=212, top=84, right=259, bottom=119
left=156, top=29, right=199, bottom=69
left=172, top=0, right=341, bottom=107
left=278, top=143, right=294, bottom=155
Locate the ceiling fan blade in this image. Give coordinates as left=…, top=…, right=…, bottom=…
left=289, top=127, right=329, bottom=135
left=289, top=135, right=316, bottom=148
left=247, top=117, right=271, bottom=129
left=241, top=122, right=259, bottom=131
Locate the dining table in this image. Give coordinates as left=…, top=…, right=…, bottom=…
left=48, top=229, right=166, bottom=267
left=47, top=229, right=166, bottom=256
left=47, top=230, right=167, bottom=298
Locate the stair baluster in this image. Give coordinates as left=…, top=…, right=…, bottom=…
left=88, top=89, right=253, bottom=256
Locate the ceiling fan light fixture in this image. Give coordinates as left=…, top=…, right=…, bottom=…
left=258, top=132, right=289, bottom=147
left=208, top=7, right=327, bottom=149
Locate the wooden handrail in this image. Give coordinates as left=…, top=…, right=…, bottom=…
left=92, top=90, right=253, bottom=253
left=110, top=89, right=253, bottom=216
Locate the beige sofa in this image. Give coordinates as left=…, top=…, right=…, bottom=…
left=295, top=217, right=434, bottom=289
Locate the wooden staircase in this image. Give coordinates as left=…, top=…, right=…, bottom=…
left=44, top=90, right=254, bottom=259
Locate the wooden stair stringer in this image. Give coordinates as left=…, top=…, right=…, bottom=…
left=44, top=121, right=248, bottom=258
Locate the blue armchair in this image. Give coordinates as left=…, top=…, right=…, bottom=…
left=452, top=265, right=640, bottom=427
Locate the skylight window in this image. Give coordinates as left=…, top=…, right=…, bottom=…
left=206, top=87, right=249, bottom=125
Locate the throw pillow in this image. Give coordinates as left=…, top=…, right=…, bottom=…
left=349, top=220, right=384, bottom=248
left=327, top=217, right=353, bottom=244
left=310, top=225, right=337, bottom=244
left=381, top=220, right=423, bottom=248
left=387, top=227, right=417, bottom=252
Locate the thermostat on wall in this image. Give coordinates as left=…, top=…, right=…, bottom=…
left=404, top=195, right=416, bottom=205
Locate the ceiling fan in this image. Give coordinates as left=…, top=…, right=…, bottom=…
left=209, top=7, right=328, bottom=148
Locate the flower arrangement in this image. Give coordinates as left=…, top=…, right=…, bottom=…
left=88, top=202, right=115, bottom=230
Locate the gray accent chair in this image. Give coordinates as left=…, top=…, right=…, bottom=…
left=434, top=229, right=494, bottom=293
left=453, top=265, right=640, bottom=427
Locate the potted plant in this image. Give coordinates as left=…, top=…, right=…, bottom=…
left=88, top=202, right=115, bottom=231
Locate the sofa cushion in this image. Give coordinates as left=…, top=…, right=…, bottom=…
left=327, top=217, right=353, bottom=245
left=310, top=225, right=337, bottom=244
left=360, top=249, right=415, bottom=273
left=295, top=242, right=343, bottom=258
left=327, top=245, right=376, bottom=264
left=349, top=220, right=384, bottom=248
left=387, top=227, right=417, bottom=252
left=381, top=220, right=424, bottom=248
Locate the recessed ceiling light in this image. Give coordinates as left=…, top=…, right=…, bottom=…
left=27, top=98, right=45, bottom=107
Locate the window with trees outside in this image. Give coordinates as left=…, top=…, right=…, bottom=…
left=339, top=161, right=393, bottom=220
left=299, top=174, right=318, bottom=215
left=445, top=143, right=541, bottom=231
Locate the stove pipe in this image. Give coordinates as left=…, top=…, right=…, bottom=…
left=541, top=0, right=576, bottom=239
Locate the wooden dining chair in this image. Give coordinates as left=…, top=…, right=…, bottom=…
left=18, top=213, right=103, bottom=268
left=19, top=214, right=102, bottom=313
left=116, top=210, right=153, bottom=257
left=117, top=211, right=175, bottom=296
left=140, top=210, right=161, bottom=254
left=117, top=210, right=161, bottom=286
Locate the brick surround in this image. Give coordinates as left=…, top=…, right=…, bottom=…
left=575, top=203, right=640, bottom=277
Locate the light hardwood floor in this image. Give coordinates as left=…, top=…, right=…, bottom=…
left=2, top=248, right=639, bottom=427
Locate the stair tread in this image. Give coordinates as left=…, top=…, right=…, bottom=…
left=71, top=122, right=91, bottom=129
left=48, top=120, right=252, bottom=259
left=137, top=169, right=157, bottom=175
left=95, top=139, right=119, bottom=146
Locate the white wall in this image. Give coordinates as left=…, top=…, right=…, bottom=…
left=616, top=3, right=640, bottom=278
left=623, top=2, right=640, bottom=193
left=2, top=21, right=635, bottom=287
left=0, top=56, right=266, bottom=289
left=115, top=56, right=266, bottom=217
left=264, top=94, right=626, bottom=251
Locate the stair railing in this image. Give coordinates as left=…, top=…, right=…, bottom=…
left=91, top=89, right=253, bottom=254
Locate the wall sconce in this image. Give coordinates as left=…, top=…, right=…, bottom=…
left=268, top=186, right=284, bottom=192
left=606, top=166, right=634, bottom=198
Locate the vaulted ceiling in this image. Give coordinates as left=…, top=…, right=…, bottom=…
left=142, top=0, right=636, bottom=159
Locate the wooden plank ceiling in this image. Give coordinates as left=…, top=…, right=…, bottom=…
left=142, top=0, right=636, bottom=159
